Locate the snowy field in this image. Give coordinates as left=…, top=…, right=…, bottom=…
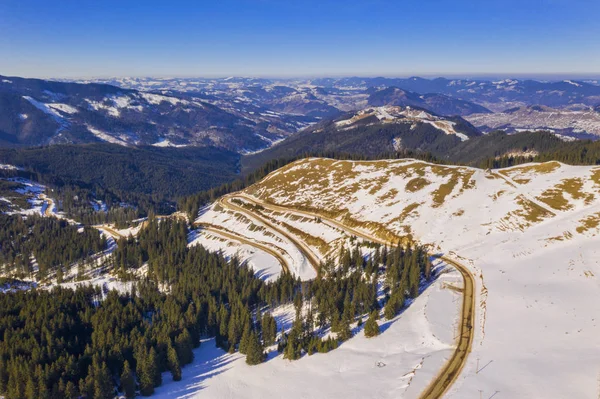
left=188, top=158, right=600, bottom=398
left=154, top=262, right=462, bottom=399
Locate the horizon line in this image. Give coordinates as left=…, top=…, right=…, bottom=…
left=3, top=72, right=600, bottom=81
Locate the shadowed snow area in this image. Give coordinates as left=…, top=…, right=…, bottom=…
left=154, top=263, right=461, bottom=399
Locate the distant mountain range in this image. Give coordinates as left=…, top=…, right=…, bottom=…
left=310, top=76, right=600, bottom=111
left=81, top=76, right=600, bottom=112
left=367, top=87, right=491, bottom=116
left=465, top=105, right=600, bottom=139
left=2, top=74, right=600, bottom=152
left=0, top=75, right=316, bottom=151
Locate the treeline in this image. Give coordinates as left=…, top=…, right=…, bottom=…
left=536, top=139, right=600, bottom=165
left=0, top=143, right=240, bottom=217
left=179, top=149, right=441, bottom=219
left=0, top=214, right=106, bottom=281
left=479, top=137, right=600, bottom=169
left=53, top=185, right=144, bottom=228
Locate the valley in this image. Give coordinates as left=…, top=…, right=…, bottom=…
left=2, top=1, right=600, bottom=398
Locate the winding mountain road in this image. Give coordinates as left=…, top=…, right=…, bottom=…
left=225, top=193, right=476, bottom=399
left=195, top=222, right=292, bottom=274
left=218, top=195, right=321, bottom=272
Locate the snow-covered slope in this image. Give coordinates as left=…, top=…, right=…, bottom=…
left=190, top=158, right=600, bottom=398
left=0, top=75, right=300, bottom=152
left=155, top=260, right=462, bottom=399
left=466, top=105, right=600, bottom=139
left=333, top=105, right=473, bottom=140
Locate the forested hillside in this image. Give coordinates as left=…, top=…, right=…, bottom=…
left=242, top=117, right=467, bottom=172
left=244, top=125, right=599, bottom=174
left=0, top=216, right=431, bottom=398
left=0, top=144, right=240, bottom=212
left=0, top=215, right=106, bottom=280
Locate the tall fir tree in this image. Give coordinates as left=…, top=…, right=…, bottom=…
left=138, top=350, right=154, bottom=396
left=167, top=342, right=182, bottom=382
left=93, top=361, right=114, bottom=399
left=239, top=323, right=251, bottom=355
left=364, top=310, right=380, bottom=338
left=120, top=360, right=136, bottom=398
left=246, top=331, right=266, bottom=365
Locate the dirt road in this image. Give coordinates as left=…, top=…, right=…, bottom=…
left=218, top=195, right=321, bottom=272
left=196, top=222, right=291, bottom=274
left=228, top=194, right=476, bottom=399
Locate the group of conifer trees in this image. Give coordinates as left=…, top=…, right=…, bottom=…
left=0, top=214, right=106, bottom=280
left=0, top=220, right=268, bottom=398
left=273, top=243, right=432, bottom=359
left=0, top=216, right=432, bottom=398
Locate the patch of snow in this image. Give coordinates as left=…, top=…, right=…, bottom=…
left=86, top=125, right=130, bottom=145
left=152, top=138, right=189, bottom=148
left=140, top=92, right=187, bottom=106
left=48, top=103, right=78, bottom=114
left=22, top=96, right=64, bottom=121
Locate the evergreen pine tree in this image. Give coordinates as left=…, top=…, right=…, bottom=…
left=283, top=329, right=301, bottom=360
left=38, top=378, right=49, bottom=399
left=93, top=361, right=114, bottom=399
left=138, top=350, right=155, bottom=396
left=364, top=310, right=380, bottom=338
left=337, top=317, right=352, bottom=341
left=409, top=258, right=421, bottom=298
left=261, top=313, right=277, bottom=346
left=239, top=323, right=251, bottom=355
left=167, top=342, right=182, bottom=382
left=384, top=292, right=398, bottom=320
left=148, top=347, right=161, bottom=387
left=25, top=377, right=37, bottom=399
left=245, top=331, right=265, bottom=365
left=175, top=329, right=194, bottom=365
left=0, top=358, right=6, bottom=393
left=65, top=381, right=78, bottom=398
left=120, top=360, right=136, bottom=398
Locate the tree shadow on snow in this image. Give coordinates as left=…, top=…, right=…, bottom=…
left=154, top=338, right=238, bottom=398
left=248, top=265, right=276, bottom=282
left=372, top=256, right=448, bottom=336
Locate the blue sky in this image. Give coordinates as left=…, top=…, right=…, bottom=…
left=1, top=0, right=599, bottom=78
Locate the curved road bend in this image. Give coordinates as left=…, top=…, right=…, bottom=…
left=229, top=194, right=476, bottom=399
left=195, top=222, right=291, bottom=274
left=218, top=196, right=321, bottom=272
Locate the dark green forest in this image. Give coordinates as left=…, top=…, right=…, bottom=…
left=0, top=215, right=106, bottom=281
left=0, top=143, right=240, bottom=213
left=0, top=217, right=432, bottom=398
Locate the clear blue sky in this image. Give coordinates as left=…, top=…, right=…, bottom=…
left=1, top=0, right=599, bottom=78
